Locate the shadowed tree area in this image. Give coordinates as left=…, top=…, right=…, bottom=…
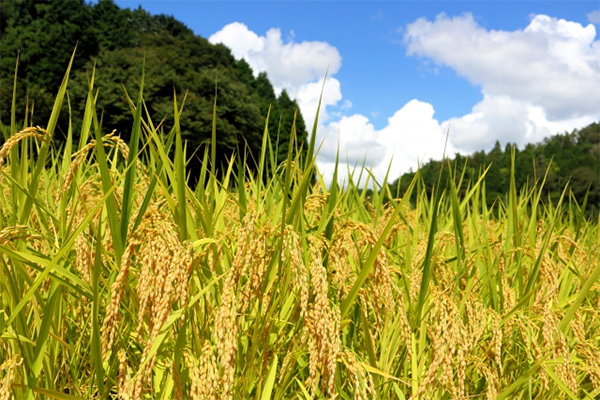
left=0, top=0, right=307, bottom=183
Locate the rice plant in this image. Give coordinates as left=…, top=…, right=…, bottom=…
left=1, top=56, right=599, bottom=400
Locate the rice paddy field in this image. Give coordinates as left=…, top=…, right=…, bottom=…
left=1, top=58, right=599, bottom=400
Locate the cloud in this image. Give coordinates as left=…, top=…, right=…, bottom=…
left=376, top=100, right=451, bottom=178
left=208, top=21, right=264, bottom=59
left=209, top=22, right=341, bottom=94
left=291, top=77, right=343, bottom=125
left=209, top=22, right=343, bottom=124
left=317, top=114, right=385, bottom=165
left=207, top=16, right=598, bottom=187
left=318, top=12, right=599, bottom=185
left=405, top=13, right=599, bottom=120
left=371, top=10, right=384, bottom=21
left=340, top=100, right=353, bottom=110
left=403, top=13, right=599, bottom=153
left=588, top=10, right=600, bottom=24
left=316, top=100, right=451, bottom=186
left=207, top=21, right=451, bottom=186
left=441, top=96, right=597, bottom=153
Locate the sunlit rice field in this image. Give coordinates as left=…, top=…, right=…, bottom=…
left=1, top=55, right=600, bottom=400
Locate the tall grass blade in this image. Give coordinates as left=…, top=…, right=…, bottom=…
left=119, top=59, right=145, bottom=243
left=93, top=109, right=124, bottom=262
left=173, top=90, right=187, bottom=240
left=260, top=354, right=278, bottom=400
left=559, top=258, right=600, bottom=332
left=90, top=234, right=105, bottom=397
left=25, top=282, right=59, bottom=398
left=304, top=71, right=327, bottom=173
left=78, top=66, right=96, bottom=149
left=211, top=73, right=218, bottom=179
left=414, top=181, right=443, bottom=325
left=9, top=53, right=19, bottom=216
left=19, top=48, right=75, bottom=224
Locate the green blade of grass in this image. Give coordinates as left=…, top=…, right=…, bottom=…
left=19, top=48, right=76, bottom=224
left=260, top=354, right=278, bottom=400
left=25, top=282, right=59, bottom=398
left=211, top=73, right=218, bottom=179
left=543, top=364, right=579, bottom=400
left=414, top=180, right=443, bottom=325
left=10, top=52, right=20, bottom=224
left=173, top=90, right=188, bottom=240
left=2, top=155, right=132, bottom=333
left=119, top=59, right=145, bottom=243
left=90, top=232, right=105, bottom=397
left=447, top=159, right=466, bottom=275
left=304, top=70, right=327, bottom=172
left=360, top=305, right=378, bottom=368
left=496, top=359, right=544, bottom=400
left=323, top=144, right=340, bottom=263
left=93, top=104, right=124, bottom=263
left=559, top=257, right=600, bottom=332
left=236, top=149, right=247, bottom=220
left=257, top=105, right=272, bottom=206
left=11, top=384, right=86, bottom=400
left=77, top=65, right=96, bottom=149
left=0, top=245, right=91, bottom=297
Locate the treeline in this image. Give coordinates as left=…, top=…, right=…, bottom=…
left=389, top=123, right=600, bottom=217
left=0, top=0, right=307, bottom=179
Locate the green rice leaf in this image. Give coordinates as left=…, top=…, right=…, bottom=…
left=260, top=355, right=278, bottom=400
left=119, top=58, right=145, bottom=243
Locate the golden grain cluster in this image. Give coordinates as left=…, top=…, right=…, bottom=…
left=1, top=61, right=599, bottom=399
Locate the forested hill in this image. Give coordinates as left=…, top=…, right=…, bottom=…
left=0, top=0, right=307, bottom=174
left=389, top=122, right=600, bottom=216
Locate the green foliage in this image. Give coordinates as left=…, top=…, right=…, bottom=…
left=0, top=0, right=98, bottom=131
left=0, top=0, right=308, bottom=181
left=66, top=31, right=264, bottom=180
left=92, top=0, right=138, bottom=50
left=2, top=65, right=599, bottom=399
left=390, top=123, right=600, bottom=218
left=0, top=0, right=98, bottom=89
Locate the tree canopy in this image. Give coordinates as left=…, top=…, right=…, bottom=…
left=0, top=0, right=307, bottom=181
left=389, top=123, right=600, bottom=218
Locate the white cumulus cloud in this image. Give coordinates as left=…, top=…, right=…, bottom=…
left=208, top=22, right=452, bottom=186
left=207, top=15, right=599, bottom=187
left=588, top=10, right=600, bottom=24
left=316, top=100, right=452, bottom=187
left=405, top=13, right=599, bottom=119
left=377, top=100, right=451, bottom=178
left=291, top=77, right=343, bottom=125
left=404, top=13, right=600, bottom=153
left=209, top=22, right=341, bottom=93
left=209, top=22, right=343, bottom=124
left=441, top=95, right=598, bottom=152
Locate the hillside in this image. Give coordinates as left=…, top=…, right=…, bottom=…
left=389, top=122, right=600, bottom=216
left=0, top=0, right=307, bottom=178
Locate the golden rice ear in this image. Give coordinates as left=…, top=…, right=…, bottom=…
left=0, top=126, right=50, bottom=167
left=2, top=56, right=598, bottom=400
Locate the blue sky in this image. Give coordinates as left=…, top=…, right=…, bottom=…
left=115, top=0, right=599, bottom=184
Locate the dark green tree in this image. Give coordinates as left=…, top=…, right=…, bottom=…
left=388, top=123, right=599, bottom=218
left=0, top=0, right=99, bottom=131
left=68, top=31, right=263, bottom=182
left=92, top=0, right=137, bottom=50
